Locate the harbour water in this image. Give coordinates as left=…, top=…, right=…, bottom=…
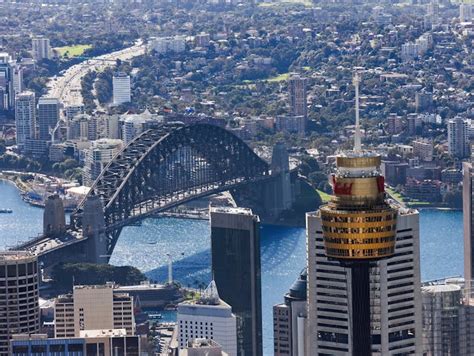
left=0, top=179, right=464, bottom=354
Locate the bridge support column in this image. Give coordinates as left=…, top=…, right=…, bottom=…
left=43, top=194, right=66, bottom=237
left=264, top=142, right=293, bottom=220
left=82, top=195, right=108, bottom=264
left=232, top=143, right=294, bottom=223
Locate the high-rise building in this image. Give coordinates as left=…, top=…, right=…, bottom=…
left=273, top=268, right=307, bottom=356
left=67, top=114, right=97, bottom=141
left=15, top=91, right=36, bottom=151
left=288, top=75, right=307, bottom=118
left=413, top=139, right=434, bottom=162
left=210, top=207, right=263, bottom=356
left=120, top=111, right=164, bottom=144
left=275, top=115, right=306, bottom=136
left=83, top=138, right=123, bottom=186
left=415, top=91, right=433, bottom=112
left=10, top=330, right=140, bottom=355
left=148, top=36, right=186, bottom=54
left=98, top=114, right=121, bottom=139
left=386, top=113, right=404, bottom=135
left=463, top=160, right=474, bottom=294
left=37, top=97, right=60, bottom=141
left=0, top=53, right=22, bottom=110
left=32, top=36, right=52, bottom=61
left=177, top=281, right=237, bottom=356
left=54, top=284, right=135, bottom=338
left=426, top=1, right=440, bottom=25
left=112, top=73, right=131, bottom=105
left=460, top=2, right=473, bottom=22
left=9, top=63, right=23, bottom=108
left=65, top=105, right=84, bottom=121
left=306, top=206, right=423, bottom=355
left=422, top=284, right=462, bottom=355
left=448, top=117, right=470, bottom=159
left=0, top=53, right=12, bottom=111
left=0, top=251, right=40, bottom=355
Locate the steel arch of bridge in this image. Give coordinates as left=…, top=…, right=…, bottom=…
left=72, top=123, right=270, bottom=254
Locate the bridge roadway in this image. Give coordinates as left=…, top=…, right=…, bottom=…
left=12, top=174, right=274, bottom=259
left=11, top=123, right=299, bottom=266
left=14, top=229, right=84, bottom=257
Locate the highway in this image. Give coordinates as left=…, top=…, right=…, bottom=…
left=46, top=40, right=145, bottom=108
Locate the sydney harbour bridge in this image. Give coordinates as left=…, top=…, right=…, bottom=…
left=13, top=123, right=306, bottom=269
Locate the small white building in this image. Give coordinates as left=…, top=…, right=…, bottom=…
left=177, top=281, right=237, bottom=356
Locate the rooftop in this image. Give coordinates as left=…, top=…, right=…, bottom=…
left=422, top=284, right=461, bottom=294
left=0, top=251, right=36, bottom=262
left=209, top=206, right=254, bottom=216
left=80, top=329, right=127, bottom=338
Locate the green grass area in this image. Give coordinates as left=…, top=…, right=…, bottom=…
left=386, top=186, right=404, bottom=203
left=316, top=189, right=331, bottom=203
left=243, top=72, right=290, bottom=85
left=258, top=0, right=313, bottom=7
left=386, top=186, right=433, bottom=206
left=407, top=201, right=432, bottom=207
left=54, top=44, right=92, bottom=58
left=266, top=72, right=290, bottom=83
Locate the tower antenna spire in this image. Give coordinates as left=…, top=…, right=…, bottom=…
left=353, top=71, right=362, bottom=152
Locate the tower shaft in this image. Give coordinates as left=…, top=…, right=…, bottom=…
left=351, top=263, right=371, bottom=356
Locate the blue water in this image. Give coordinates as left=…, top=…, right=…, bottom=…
left=0, top=179, right=464, bottom=354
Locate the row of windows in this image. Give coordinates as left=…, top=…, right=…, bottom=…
left=179, top=320, right=213, bottom=326
left=324, top=235, right=395, bottom=245
left=323, top=226, right=395, bottom=235
left=326, top=247, right=394, bottom=258
left=321, top=214, right=396, bottom=223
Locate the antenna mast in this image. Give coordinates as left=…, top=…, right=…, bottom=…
left=353, top=71, right=362, bottom=152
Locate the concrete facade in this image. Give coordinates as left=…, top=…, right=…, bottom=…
left=0, top=252, right=40, bottom=356
left=54, top=284, right=135, bottom=338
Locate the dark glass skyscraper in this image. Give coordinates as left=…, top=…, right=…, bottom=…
left=210, top=206, right=263, bottom=356
left=37, top=96, right=60, bottom=141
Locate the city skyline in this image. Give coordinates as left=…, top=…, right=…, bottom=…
left=0, top=0, right=473, bottom=354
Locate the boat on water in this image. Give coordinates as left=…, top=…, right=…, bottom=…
left=148, top=313, right=163, bottom=319
left=0, top=208, right=12, bottom=214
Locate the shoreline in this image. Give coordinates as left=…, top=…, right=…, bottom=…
left=0, top=175, right=44, bottom=209
left=0, top=175, right=28, bottom=195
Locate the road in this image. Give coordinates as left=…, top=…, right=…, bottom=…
left=46, top=40, right=145, bottom=108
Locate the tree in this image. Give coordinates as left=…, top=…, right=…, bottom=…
left=51, top=263, right=146, bottom=291
left=298, top=155, right=320, bottom=177
left=443, top=190, right=462, bottom=209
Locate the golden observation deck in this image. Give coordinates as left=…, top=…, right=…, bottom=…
left=320, top=152, right=397, bottom=261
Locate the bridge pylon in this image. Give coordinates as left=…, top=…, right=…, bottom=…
left=82, top=195, right=108, bottom=264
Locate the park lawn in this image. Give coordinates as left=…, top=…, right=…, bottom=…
left=241, top=73, right=289, bottom=85
left=258, top=0, right=313, bottom=7
left=266, top=72, right=290, bottom=83
left=55, top=44, right=92, bottom=58
left=407, top=201, right=432, bottom=207
left=386, top=186, right=404, bottom=202
left=282, top=0, right=313, bottom=6
left=316, top=189, right=331, bottom=203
